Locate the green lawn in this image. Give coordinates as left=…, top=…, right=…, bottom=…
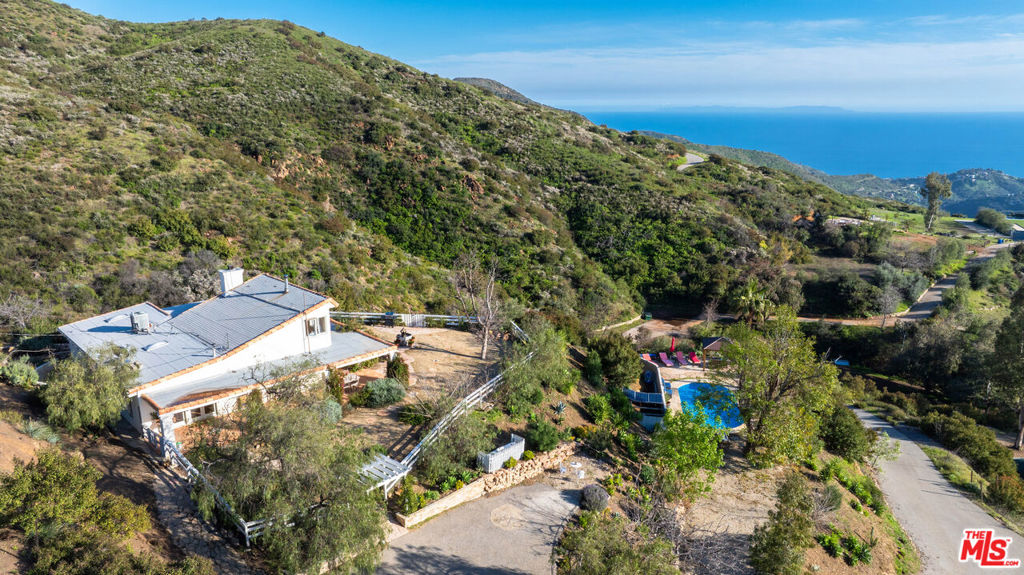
left=864, top=209, right=968, bottom=235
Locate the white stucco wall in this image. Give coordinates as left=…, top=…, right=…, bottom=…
left=146, top=309, right=331, bottom=392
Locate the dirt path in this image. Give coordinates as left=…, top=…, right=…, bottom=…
left=855, top=409, right=1017, bottom=574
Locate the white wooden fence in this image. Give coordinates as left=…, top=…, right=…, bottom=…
left=142, top=314, right=533, bottom=547
left=331, top=311, right=530, bottom=343
left=142, top=427, right=264, bottom=546
left=401, top=350, right=534, bottom=469
left=331, top=312, right=475, bottom=328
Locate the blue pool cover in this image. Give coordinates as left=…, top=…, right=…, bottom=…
left=678, top=382, right=743, bottom=428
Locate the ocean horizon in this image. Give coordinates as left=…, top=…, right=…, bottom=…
left=579, top=110, right=1024, bottom=180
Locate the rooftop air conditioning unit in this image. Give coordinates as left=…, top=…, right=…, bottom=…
left=130, top=311, right=151, bottom=334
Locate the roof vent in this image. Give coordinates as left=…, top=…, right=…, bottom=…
left=284, top=274, right=290, bottom=293
left=143, top=341, right=168, bottom=352
left=130, top=312, right=151, bottom=334
left=218, top=268, right=245, bottom=294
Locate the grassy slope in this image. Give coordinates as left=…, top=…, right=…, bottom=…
left=2, top=0, right=896, bottom=329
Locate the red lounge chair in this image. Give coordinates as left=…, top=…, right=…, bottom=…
left=640, top=353, right=654, bottom=362
left=688, top=351, right=701, bottom=365
left=658, top=352, right=675, bottom=367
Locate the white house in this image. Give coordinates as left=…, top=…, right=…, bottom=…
left=58, top=269, right=396, bottom=444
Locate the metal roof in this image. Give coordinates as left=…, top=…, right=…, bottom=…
left=59, top=274, right=333, bottom=387
left=144, top=331, right=394, bottom=410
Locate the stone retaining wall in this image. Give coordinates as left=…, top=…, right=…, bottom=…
left=396, top=442, right=576, bottom=528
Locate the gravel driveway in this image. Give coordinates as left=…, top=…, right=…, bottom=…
left=855, top=409, right=1019, bottom=574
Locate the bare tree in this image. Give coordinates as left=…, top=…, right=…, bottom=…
left=702, top=298, right=720, bottom=325
left=0, top=294, right=48, bottom=330
left=451, top=254, right=505, bottom=360
left=878, top=286, right=901, bottom=328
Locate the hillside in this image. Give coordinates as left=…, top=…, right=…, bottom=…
left=453, top=77, right=541, bottom=107
left=1, top=1, right=896, bottom=332
left=646, top=132, right=1024, bottom=216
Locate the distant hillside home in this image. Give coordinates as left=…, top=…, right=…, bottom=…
left=58, top=270, right=396, bottom=444
left=1012, top=224, right=1024, bottom=241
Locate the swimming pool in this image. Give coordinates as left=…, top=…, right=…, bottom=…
left=678, top=382, right=743, bottom=429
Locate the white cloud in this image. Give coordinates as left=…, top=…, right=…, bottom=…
left=418, top=37, right=1024, bottom=111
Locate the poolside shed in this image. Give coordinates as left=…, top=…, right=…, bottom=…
left=701, top=337, right=730, bottom=353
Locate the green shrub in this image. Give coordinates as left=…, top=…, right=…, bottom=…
left=398, top=403, right=432, bottom=425
left=350, top=378, right=404, bottom=408
left=639, top=464, right=656, bottom=485
left=526, top=419, right=560, bottom=452
left=503, top=457, right=517, bottom=469
left=325, top=369, right=345, bottom=405
left=22, top=419, right=60, bottom=443
left=522, top=450, right=535, bottom=461
left=317, top=399, right=343, bottom=424
left=1, top=356, right=38, bottom=389
left=590, top=334, right=642, bottom=389
left=0, top=447, right=149, bottom=541
left=989, top=475, right=1024, bottom=512
left=749, top=472, right=814, bottom=575
left=583, top=394, right=613, bottom=424
left=585, top=427, right=614, bottom=452
left=583, top=351, right=603, bottom=386
left=817, top=531, right=842, bottom=557
left=91, top=492, right=152, bottom=539
left=580, top=485, right=609, bottom=512
left=399, top=476, right=421, bottom=514
left=819, top=406, right=873, bottom=462
left=920, top=411, right=1016, bottom=478
left=386, top=355, right=410, bottom=386
left=820, top=484, right=842, bottom=512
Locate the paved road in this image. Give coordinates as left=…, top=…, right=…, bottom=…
left=902, top=242, right=1016, bottom=321
left=855, top=409, right=1019, bottom=574
left=676, top=152, right=705, bottom=171
left=378, top=482, right=576, bottom=574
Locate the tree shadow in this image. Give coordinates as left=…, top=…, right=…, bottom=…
left=378, top=544, right=534, bottom=575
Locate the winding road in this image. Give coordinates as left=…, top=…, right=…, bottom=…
left=855, top=409, right=1019, bottom=574
left=901, top=241, right=1016, bottom=321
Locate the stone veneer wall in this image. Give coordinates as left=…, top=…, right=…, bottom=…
left=396, top=442, right=576, bottom=528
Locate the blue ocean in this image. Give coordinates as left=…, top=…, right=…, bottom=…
left=580, top=110, right=1024, bottom=179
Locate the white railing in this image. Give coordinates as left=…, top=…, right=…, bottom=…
left=140, top=313, right=535, bottom=547
left=401, top=350, right=534, bottom=468
left=142, top=427, right=263, bottom=546
left=332, top=311, right=528, bottom=341
left=332, top=312, right=476, bottom=328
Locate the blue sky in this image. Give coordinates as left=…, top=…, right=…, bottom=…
left=66, top=1, right=1024, bottom=111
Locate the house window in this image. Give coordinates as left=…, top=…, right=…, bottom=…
left=172, top=412, right=185, bottom=425
left=306, top=316, right=328, bottom=336
left=189, top=404, right=216, bottom=421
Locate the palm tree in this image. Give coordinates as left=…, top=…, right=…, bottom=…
left=736, top=279, right=771, bottom=326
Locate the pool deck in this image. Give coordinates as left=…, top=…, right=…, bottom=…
left=661, top=366, right=744, bottom=431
